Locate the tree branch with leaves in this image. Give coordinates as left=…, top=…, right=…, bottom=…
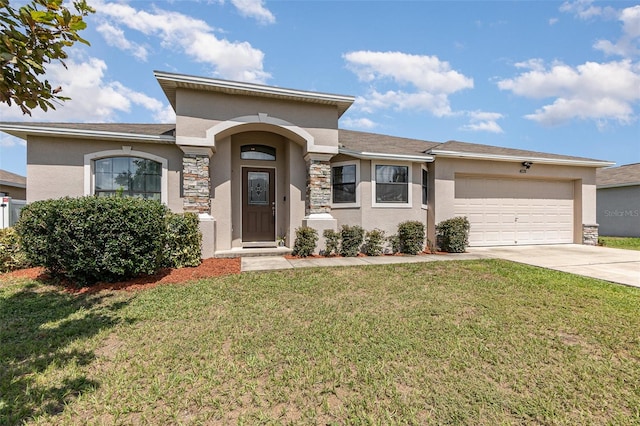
left=0, top=0, right=94, bottom=115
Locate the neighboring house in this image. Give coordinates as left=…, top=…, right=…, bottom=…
left=0, top=169, right=26, bottom=200
left=596, top=163, right=640, bottom=237
left=0, top=71, right=614, bottom=257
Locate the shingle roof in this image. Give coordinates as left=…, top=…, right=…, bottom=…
left=433, top=140, right=605, bottom=163
left=0, top=169, right=26, bottom=187
left=339, top=129, right=441, bottom=156
left=596, top=163, right=640, bottom=187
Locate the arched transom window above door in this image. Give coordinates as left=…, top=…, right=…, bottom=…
left=240, top=145, right=276, bottom=161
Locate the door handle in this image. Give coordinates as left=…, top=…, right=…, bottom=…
left=272, top=201, right=275, bottom=217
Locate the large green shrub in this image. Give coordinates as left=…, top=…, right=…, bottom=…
left=397, top=221, right=425, bottom=255
left=362, top=228, right=386, bottom=256
left=164, top=212, right=202, bottom=268
left=292, top=226, right=318, bottom=258
left=340, top=225, right=364, bottom=257
left=436, top=216, right=470, bottom=253
left=0, top=228, right=30, bottom=272
left=16, top=196, right=169, bottom=285
left=323, top=229, right=340, bottom=256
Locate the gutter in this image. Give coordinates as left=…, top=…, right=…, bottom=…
left=0, top=124, right=176, bottom=144
left=427, top=149, right=614, bottom=168
left=339, top=148, right=434, bottom=162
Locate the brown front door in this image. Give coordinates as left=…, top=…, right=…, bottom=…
left=242, top=167, right=276, bottom=242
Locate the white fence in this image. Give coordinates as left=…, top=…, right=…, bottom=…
left=1, top=197, right=26, bottom=228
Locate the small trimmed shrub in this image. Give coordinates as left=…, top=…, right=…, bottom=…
left=0, top=228, right=29, bottom=272
left=387, top=234, right=400, bottom=254
left=292, top=226, right=318, bottom=258
left=16, top=196, right=169, bottom=285
left=340, top=225, right=364, bottom=257
left=436, top=216, right=470, bottom=253
left=398, top=220, right=425, bottom=255
left=323, top=229, right=340, bottom=256
left=362, top=229, right=386, bottom=256
left=164, top=212, right=202, bottom=268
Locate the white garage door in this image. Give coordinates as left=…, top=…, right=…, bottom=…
left=454, top=177, right=574, bottom=246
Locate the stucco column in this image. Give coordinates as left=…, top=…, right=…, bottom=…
left=303, top=153, right=337, bottom=252
left=180, top=146, right=216, bottom=259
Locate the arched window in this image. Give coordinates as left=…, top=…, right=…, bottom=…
left=240, top=145, right=276, bottom=161
left=95, top=157, right=162, bottom=200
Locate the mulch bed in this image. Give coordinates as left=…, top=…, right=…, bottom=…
left=2, top=257, right=241, bottom=294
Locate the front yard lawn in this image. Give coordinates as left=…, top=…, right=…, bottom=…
left=599, top=236, right=640, bottom=251
left=1, top=260, right=639, bottom=424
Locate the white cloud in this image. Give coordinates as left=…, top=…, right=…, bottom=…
left=230, top=0, right=275, bottom=24
left=560, top=0, right=616, bottom=20
left=594, top=5, right=640, bottom=58
left=498, top=60, right=640, bottom=126
left=97, top=22, right=148, bottom=60
left=549, top=18, right=559, bottom=26
left=91, top=0, right=270, bottom=83
left=460, top=111, right=505, bottom=133
left=340, top=117, right=377, bottom=130
left=0, top=55, right=175, bottom=123
left=0, top=134, right=25, bottom=148
left=344, top=51, right=473, bottom=117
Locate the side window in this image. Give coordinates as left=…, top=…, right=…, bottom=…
left=422, top=167, right=428, bottom=206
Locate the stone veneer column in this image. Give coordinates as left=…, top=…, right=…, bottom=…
left=582, top=224, right=599, bottom=246
left=303, top=153, right=337, bottom=253
left=181, top=147, right=216, bottom=259
left=181, top=147, right=213, bottom=214
left=305, top=154, right=332, bottom=215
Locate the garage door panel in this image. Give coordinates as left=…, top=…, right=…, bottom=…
left=454, top=177, right=574, bottom=246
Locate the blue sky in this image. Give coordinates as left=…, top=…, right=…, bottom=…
left=1, top=0, right=639, bottom=176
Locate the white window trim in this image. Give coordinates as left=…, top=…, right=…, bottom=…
left=84, top=147, right=169, bottom=204
left=331, top=160, right=360, bottom=209
left=371, top=161, right=412, bottom=208
left=421, top=164, right=429, bottom=210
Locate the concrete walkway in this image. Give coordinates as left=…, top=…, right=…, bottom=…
left=241, top=244, right=640, bottom=288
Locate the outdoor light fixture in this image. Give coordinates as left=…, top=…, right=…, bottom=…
left=520, top=161, right=533, bottom=173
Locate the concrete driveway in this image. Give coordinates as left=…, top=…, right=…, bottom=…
left=469, top=244, right=640, bottom=288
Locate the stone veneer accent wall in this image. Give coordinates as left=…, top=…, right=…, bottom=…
left=582, top=224, right=599, bottom=246
left=182, top=153, right=211, bottom=213
left=306, top=157, right=331, bottom=215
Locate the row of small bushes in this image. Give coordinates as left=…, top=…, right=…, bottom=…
left=292, top=221, right=427, bottom=258
left=13, top=196, right=202, bottom=285
left=0, top=228, right=30, bottom=273
left=291, top=217, right=470, bottom=257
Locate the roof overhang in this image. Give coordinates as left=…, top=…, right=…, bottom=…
left=339, top=148, right=434, bottom=162
left=0, top=180, right=26, bottom=189
left=0, top=124, right=176, bottom=144
left=597, top=182, right=640, bottom=189
left=427, top=149, right=614, bottom=168
left=155, top=71, right=355, bottom=117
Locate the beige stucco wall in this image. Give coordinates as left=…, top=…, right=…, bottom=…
left=430, top=157, right=598, bottom=244
left=330, top=157, right=429, bottom=248
left=26, top=136, right=184, bottom=212
left=175, top=89, right=340, bottom=152
left=597, top=186, right=640, bottom=237
left=0, top=184, right=26, bottom=200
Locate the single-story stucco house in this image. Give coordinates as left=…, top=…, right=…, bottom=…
left=596, top=163, right=640, bottom=237
left=0, top=71, right=615, bottom=257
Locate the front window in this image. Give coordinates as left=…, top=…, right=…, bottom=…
left=375, top=165, right=409, bottom=204
left=95, top=157, right=161, bottom=200
left=332, top=164, right=357, bottom=204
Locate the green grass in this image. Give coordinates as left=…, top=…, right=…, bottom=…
left=2, top=260, right=639, bottom=425
left=599, top=236, right=640, bottom=251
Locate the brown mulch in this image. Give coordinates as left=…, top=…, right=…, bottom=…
left=1, top=258, right=241, bottom=294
